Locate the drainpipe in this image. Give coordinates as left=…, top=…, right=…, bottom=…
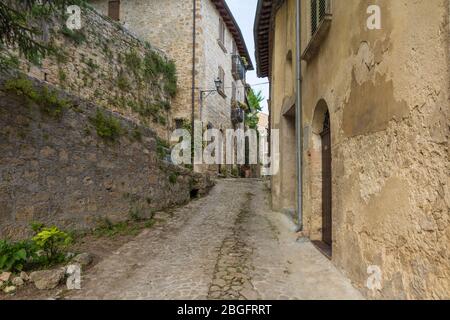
left=191, top=0, right=197, bottom=165
left=295, top=0, right=303, bottom=232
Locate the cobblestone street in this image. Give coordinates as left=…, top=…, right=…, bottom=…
left=68, top=179, right=363, bottom=300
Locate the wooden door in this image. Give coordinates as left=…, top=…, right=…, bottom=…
left=321, top=112, right=332, bottom=246
left=108, top=1, right=120, bottom=21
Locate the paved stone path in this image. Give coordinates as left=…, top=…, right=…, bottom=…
left=68, top=179, right=363, bottom=300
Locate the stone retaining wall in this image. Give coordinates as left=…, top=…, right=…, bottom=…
left=14, top=5, right=176, bottom=140
left=0, top=74, right=213, bottom=240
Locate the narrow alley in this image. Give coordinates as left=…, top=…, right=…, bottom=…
left=67, top=180, right=362, bottom=300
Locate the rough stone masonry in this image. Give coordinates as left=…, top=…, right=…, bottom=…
left=0, top=74, right=213, bottom=240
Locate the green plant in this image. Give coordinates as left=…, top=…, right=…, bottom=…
left=132, top=127, right=142, bottom=142
left=143, top=51, right=177, bottom=97
left=38, top=86, right=69, bottom=118
left=4, top=76, right=38, bottom=100
left=31, top=221, right=45, bottom=233
left=124, top=50, right=142, bottom=76
left=60, top=25, right=86, bottom=45
left=86, top=58, right=99, bottom=71
left=4, top=77, right=69, bottom=118
left=169, top=172, right=179, bottom=185
left=162, top=60, right=177, bottom=97
left=32, top=226, right=72, bottom=263
left=0, top=240, right=37, bottom=273
left=245, top=89, right=264, bottom=130
left=129, top=207, right=144, bottom=222
left=156, top=137, right=170, bottom=160
left=58, top=69, right=67, bottom=83
left=89, top=110, right=123, bottom=142
left=93, top=218, right=136, bottom=238
left=144, top=219, right=156, bottom=229
left=117, top=73, right=130, bottom=91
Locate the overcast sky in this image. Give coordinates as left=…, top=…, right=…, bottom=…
left=226, top=0, right=269, bottom=114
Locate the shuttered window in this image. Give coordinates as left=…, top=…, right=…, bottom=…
left=108, top=0, right=120, bottom=21
left=231, top=82, right=236, bottom=102
left=311, top=0, right=329, bottom=36
left=218, top=66, right=225, bottom=96
left=219, top=19, right=226, bottom=44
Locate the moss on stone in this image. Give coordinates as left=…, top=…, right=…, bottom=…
left=4, top=77, right=69, bottom=118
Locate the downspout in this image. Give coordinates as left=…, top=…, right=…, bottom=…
left=191, top=0, right=197, bottom=165
left=295, top=0, right=303, bottom=232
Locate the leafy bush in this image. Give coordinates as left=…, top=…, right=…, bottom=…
left=89, top=110, right=123, bottom=142
left=169, top=172, right=179, bottom=184
left=60, top=26, right=86, bottom=45
left=0, top=240, right=38, bottom=273
left=32, top=226, right=72, bottom=263
left=93, top=218, right=133, bottom=238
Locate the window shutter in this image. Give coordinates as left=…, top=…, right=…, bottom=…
left=218, top=66, right=225, bottom=94
left=219, top=19, right=225, bottom=44
left=231, top=82, right=236, bottom=102
left=108, top=0, right=120, bottom=21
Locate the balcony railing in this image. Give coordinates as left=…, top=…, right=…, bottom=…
left=232, top=55, right=246, bottom=81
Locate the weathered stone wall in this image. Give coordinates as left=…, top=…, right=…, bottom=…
left=268, top=0, right=449, bottom=299
left=0, top=74, right=214, bottom=240
left=15, top=6, right=175, bottom=140
left=89, top=0, right=196, bottom=122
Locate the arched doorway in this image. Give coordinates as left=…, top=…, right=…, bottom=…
left=310, top=100, right=332, bottom=258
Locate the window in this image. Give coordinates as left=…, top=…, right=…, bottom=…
left=311, top=0, right=330, bottom=36
left=175, top=119, right=184, bottom=129
left=218, top=19, right=227, bottom=52
left=218, top=66, right=226, bottom=97
left=231, top=82, right=236, bottom=102
left=232, top=55, right=245, bottom=80
left=108, top=0, right=120, bottom=21
left=302, top=0, right=332, bottom=62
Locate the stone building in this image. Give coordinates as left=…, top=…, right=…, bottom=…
left=89, top=0, right=254, bottom=150
left=254, top=0, right=449, bottom=299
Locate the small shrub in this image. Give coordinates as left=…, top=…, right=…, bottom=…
left=58, top=69, right=67, bottom=83
left=4, top=77, right=38, bottom=100
left=61, top=26, right=86, bottom=45
left=124, top=50, right=142, bottom=76
left=169, top=172, right=179, bottom=185
left=156, top=138, right=170, bottom=160
left=129, top=207, right=145, bottom=222
left=0, top=240, right=37, bottom=273
left=38, top=87, right=69, bottom=118
left=163, top=60, right=177, bottom=97
left=144, top=219, right=156, bottom=229
left=86, top=58, right=99, bottom=71
left=143, top=51, right=177, bottom=97
left=4, top=77, right=69, bottom=118
left=93, top=218, right=133, bottom=238
left=117, top=74, right=130, bottom=91
left=89, top=110, right=123, bottom=142
left=32, top=226, right=72, bottom=264
left=132, top=127, right=142, bottom=142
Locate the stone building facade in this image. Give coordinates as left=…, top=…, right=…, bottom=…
left=89, top=0, right=253, bottom=149
left=255, top=0, right=449, bottom=299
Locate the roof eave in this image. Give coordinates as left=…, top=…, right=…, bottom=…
left=211, top=0, right=254, bottom=71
